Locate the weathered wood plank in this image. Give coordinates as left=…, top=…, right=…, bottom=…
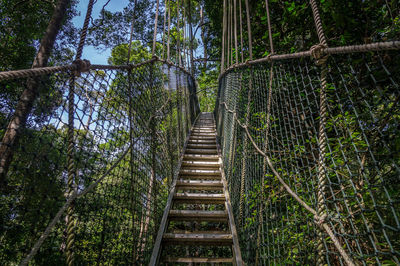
left=162, top=233, right=233, bottom=245
left=173, top=193, right=225, bottom=204
left=164, top=257, right=233, bottom=263
left=168, top=210, right=228, bottom=222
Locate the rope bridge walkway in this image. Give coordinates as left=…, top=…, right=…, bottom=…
left=0, top=0, right=399, bottom=265
left=150, top=112, right=242, bottom=265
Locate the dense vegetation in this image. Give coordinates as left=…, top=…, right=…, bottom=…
left=0, top=0, right=399, bottom=264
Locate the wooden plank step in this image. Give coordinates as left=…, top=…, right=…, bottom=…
left=187, top=143, right=217, bottom=149
left=191, top=132, right=216, bottom=136
left=179, top=169, right=220, bottom=176
left=173, top=193, right=225, bottom=204
left=188, top=139, right=216, bottom=144
left=181, top=161, right=220, bottom=168
left=190, top=135, right=216, bottom=140
left=176, top=180, right=223, bottom=190
left=168, top=210, right=228, bottom=222
left=183, top=154, right=219, bottom=161
left=192, top=129, right=216, bottom=133
left=164, top=257, right=233, bottom=263
left=170, top=230, right=230, bottom=234
left=185, top=148, right=217, bottom=155
left=162, top=233, right=233, bottom=245
left=192, top=127, right=215, bottom=130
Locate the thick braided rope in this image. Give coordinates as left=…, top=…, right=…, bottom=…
left=308, top=0, right=331, bottom=264
left=218, top=41, right=400, bottom=79
left=66, top=0, right=94, bottom=259
left=75, top=0, right=94, bottom=60
left=0, top=65, right=77, bottom=81
left=238, top=70, right=252, bottom=227
left=66, top=75, right=76, bottom=266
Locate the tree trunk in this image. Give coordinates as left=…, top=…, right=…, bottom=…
left=0, top=0, right=71, bottom=188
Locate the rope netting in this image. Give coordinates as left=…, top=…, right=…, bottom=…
left=216, top=49, right=400, bottom=265
left=0, top=60, right=199, bottom=265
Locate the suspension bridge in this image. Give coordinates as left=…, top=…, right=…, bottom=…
left=0, top=0, right=399, bottom=265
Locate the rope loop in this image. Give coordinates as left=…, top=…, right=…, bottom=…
left=72, top=59, right=91, bottom=76
left=310, top=43, right=328, bottom=66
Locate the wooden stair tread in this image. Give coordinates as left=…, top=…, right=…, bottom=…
left=176, top=180, right=223, bottom=190
left=181, top=160, right=220, bottom=168
left=168, top=210, right=228, bottom=221
left=183, top=154, right=219, bottom=161
left=173, top=193, right=225, bottom=204
left=185, top=148, right=218, bottom=154
left=187, top=144, right=217, bottom=149
left=179, top=169, right=220, bottom=175
left=163, top=257, right=233, bottom=263
left=162, top=233, right=233, bottom=245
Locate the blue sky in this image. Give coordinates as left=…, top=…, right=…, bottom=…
left=72, top=0, right=126, bottom=65
left=72, top=0, right=204, bottom=65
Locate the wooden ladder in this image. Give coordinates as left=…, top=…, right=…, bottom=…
left=150, top=112, right=243, bottom=265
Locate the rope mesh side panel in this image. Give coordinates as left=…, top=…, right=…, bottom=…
left=216, top=51, right=400, bottom=265
left=0, top=61, right=199, bottom=265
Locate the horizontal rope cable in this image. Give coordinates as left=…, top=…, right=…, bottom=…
left=0, top=57, right=194, bottom=81
left=219, top=40, right=400, bottom=78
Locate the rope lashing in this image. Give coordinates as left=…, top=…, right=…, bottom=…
left=310, top=43, right=329, bottom=66
left=72, top=59, right=91, bottom=76
left=314, top=213, right=328, bottom=227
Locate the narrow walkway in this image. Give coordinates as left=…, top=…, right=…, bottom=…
left=158, top=112, right=242, bottom=265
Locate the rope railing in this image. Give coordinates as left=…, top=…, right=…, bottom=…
left=0, top=59, right=200, bottom=265
left=216, top=1, right=400, bottom=265
left=216, top=42, right=400, bottom=266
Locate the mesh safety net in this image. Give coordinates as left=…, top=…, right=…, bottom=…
left=216, top=51, right=400, bottom=265
left=0, top=60, right=199, bottom=265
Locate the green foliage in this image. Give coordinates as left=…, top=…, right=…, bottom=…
left=197, top=68, right=218, bottom=112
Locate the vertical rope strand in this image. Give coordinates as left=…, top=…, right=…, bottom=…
left=161, top=0, right=168, bottom=60
left=226, top=0, right=231, bottom=67
left=66, top=75, right=76, bottom=266
left=244, top=0, right=252, bottom=60
left=66, top=0, right=95, bottom=263
left=152, top=0, right=160, bottom=56
left=176, top=0, right=182, bottom=66
left=230, top=0, right=233, bottom=65
left=234, top=0, right=238, bottom=64
left=167, top=0, right=171, bottom=62
left=239, top=0, right=244, bottom=63
left=265, top=0, right=274, bottom=54
left=221, top=0, right=227, bottom=73
left=309, top=0, right=329, bottom=265
left=75, top=0, right=95, bottom=60
left=127, top=0, right=138, bottom=64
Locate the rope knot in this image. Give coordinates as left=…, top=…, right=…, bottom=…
left=72, top=59, right=91, bottom=76
left=314, top=213, right=328, bottom=227
left=152, top=55, right=159, bottom=62
left=310, top=44, right=328, bottom=66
